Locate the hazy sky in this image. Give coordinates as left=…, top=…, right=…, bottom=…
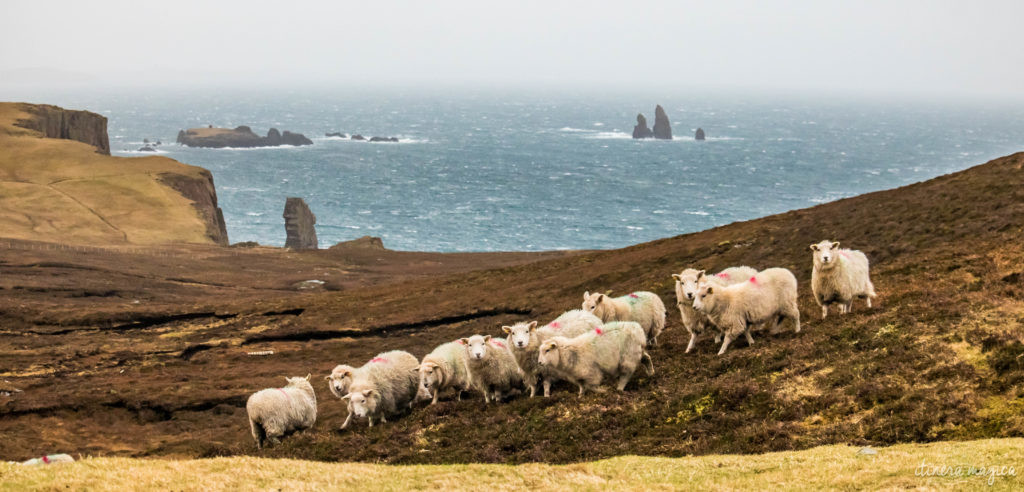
left=2, top=0, right=1023, bottom=99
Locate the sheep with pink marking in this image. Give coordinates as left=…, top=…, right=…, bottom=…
left=672, top=266, right=758, bottom=353
left=338, top=350, right=419, bottom=429
left=246, top=374, right=317, bottom=449
left=810, top=240, right=877, bottom=319
left=459, top=335, right=524, bottom=403
left=416, top=341, right=472, bottom=404
left=692, top=267, right=801, bottom=355
left=581, top=290, right=666, bottom=346
left=502, top=309, right=602, bottom=397
left=537, top=322, right=653, bottom=396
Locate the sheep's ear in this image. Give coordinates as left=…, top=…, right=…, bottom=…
left=324, top=375, right=332, bottom=381
left=809, top=243, right=818, bottom=251
left=341, top=393, right=352, bottom=400
left=527, top=321, right=538, bottom=332
left=459, top=338, right=469, bottom=345
left=483, top=335, right=492, bottom=342
left=305, top=373, right=311, bottom=381
left=672, top=273, right=682, bottom=281
left=706, top=286, right=714, bottom=295
left=583, top=291, right=590, bottom=300
left=596, top=294, right=605, bottom=303
left=831, top=241, right=840, bottom=249
left=362, top=389, right=377, bottom=398
left=410, top=367, right=420, bottom=374
left=696, top=270, right=705, bottom=280
left=501, top=325, right=511, bottom=334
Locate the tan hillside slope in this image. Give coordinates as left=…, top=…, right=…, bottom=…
left=0, top=103, right=228, bottom=245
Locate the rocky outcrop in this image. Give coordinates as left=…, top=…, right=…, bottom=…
left=159, top=170, right=229, bottom=245
left=632, top=114, right=654, bottom=139
left=369, top=136, right=399, bottom=142
left=350, top=134, right=366, bottom=141
left=283, top=197, right=318, bottom=250
left=695, top=128, right=706, bottom=141
left=329, top=235, right=386, bottom=251
left=326, top=132, right=346, bottom=138
left=15, top=104, right=110, bottom=154
left=176, top=126, right=312, bottom=148
left=652, top=105, right=672, bottom=140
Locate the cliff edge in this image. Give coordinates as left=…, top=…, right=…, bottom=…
left=0, top=102, right=228, bottom=245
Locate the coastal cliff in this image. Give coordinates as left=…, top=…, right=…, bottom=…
left=177, top=125, right=313, bottom=148
left=0, top=102, right=228, bottom=245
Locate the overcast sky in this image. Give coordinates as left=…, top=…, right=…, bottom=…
left=2, top=0, right=1022, bottom=99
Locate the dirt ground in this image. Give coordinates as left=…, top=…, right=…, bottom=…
left=1, top=153, right=1022, bottom=464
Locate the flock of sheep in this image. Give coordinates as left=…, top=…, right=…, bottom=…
left=245, top=239, right=877, bottom=449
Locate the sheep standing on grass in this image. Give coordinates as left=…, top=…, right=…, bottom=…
left=673, top=266, right=758, bottom=353
left=460, top=335, right=523, bottom=403
left=502, top=309, right=602, bottom=397
left=537, top=322, right=653, bottom=396
left=582, top=290, right=667, bottom=346
left=693, top=268, right=801, bottom=355
left=810, top=240, right=877, bottom=319
left=417, top=341, right=472, bottom=404
left=246, top=374, right=316, bottom=449
left=340, top=350, right=419, bottom=429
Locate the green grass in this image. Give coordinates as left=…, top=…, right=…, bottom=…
left=3, top=438, right=1022, bottom=491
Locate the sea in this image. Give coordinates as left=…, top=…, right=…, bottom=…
left=7, top=87, right=1024, bottom=252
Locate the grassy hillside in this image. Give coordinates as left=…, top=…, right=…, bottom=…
left=3, top=439, right=1021, bottom=490
left=0, top=152, right=1022, bottom=464
left=0, top=103, right=225, bottom=245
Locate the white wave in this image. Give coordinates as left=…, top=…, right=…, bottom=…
left=558, top=127, right=594, bottom=133
left=685, top=211, right=710, bottom=216
left=586, top=131, right=632, bottom=139
left=211, top=144, right=304, bottom=150
left=315, top=136, right=429, bottom=144
left=593, top=122, right=604, bottom=126
left=115, top=149, right=169, bottom=155
left=246, top=212, right=263, bottom=216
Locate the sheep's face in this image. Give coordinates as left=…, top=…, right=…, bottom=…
left=538, top=340, right=561, bottom=367
left=418, top=362, right=440, bottom=395
left=693, top=284, right=718, bottom=312
left=325, top=366, right=354, bottom=399
left=811, top=240, right=841, bottom=268
left=672, top=269, right=704, bottom=303
left=345, top=389, right=379, bottom=419
left=502, top=321, right=537, bottom=350
left=462, top=335, right=491, bottom=361
left=581, top=292, right=605, bottom=317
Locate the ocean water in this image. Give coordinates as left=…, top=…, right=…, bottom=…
left=9, top=88, right=1024, bottom=251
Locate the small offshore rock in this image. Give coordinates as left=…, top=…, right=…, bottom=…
left=695, top=127, right=706, bottom=140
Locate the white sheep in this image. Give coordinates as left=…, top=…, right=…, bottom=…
left=582, top=290, right=667, bottom=346
left=416, top=341, right=472, bottom=404
left=246, top=374, right=317, bottom=449
left=673, top=266, right=758, bottom=353
left=810, top=240, right=877, bottom=319
left=537, top=322, right=653, bottom=396
left=693, top=267, right=801, bottom=355
left=459, top=335, right=523, bottom=403
left=324, top=364, right=357, bottom=399
left=340, top=350, right=419, bottom=429
left=502, top=309, right=602, bottom=397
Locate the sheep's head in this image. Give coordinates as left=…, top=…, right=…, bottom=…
left=502, top=321, right=537, bottom=350
left=672, top=269, right=705, bottom=303
left=343, top=388, right=380, bottom=419
left=285, top=374, right=313, bottom=392
left=417, top=361, right=442, bottom=396
left=810, top=240, right=841, bottom=268
left=461, top=335, right=491, bottom=361
left=537, top=339, right=562, bottom=367
left=581, top=291, right=608, bottom=317
left=693, top=284, right=719, bottom=312
left=325, top=365, right=354, bottom=399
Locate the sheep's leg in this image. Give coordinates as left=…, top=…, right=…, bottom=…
left=493, top=389, right=503, bottom=402
left=617, top=369, right=636, bottom=391
left=714, top=333, right=721, bottom=344
left=483, top=389, right=491, bottom=404
left=456, top=390, right=463, bottom=401
left=745, top=329, right=755, bottom=346
left=367, top=417, right=374, bottom=427
left=340, top=412, right=352, bottom=430
left=821, top=305, right=829, bottom=319
left=431, top=390, right=439, bottom=405
left=718, top=334, right=735, bottom=355
left=381, top=414, right=387, bottom=424
left=866, top=296, right=873, bottom=308
left=267, top=435, right=281, bottom=447
left=642, top=351, right=654, bottom=376
left=685, top=333, right=697, bottom=353
left=527, top=375, right=538, bottom=398
left=577, top=382, right=586, bottom=397
left=542, top=379, right=551, bottom=397
left=844, top=301, right=853, bottom=314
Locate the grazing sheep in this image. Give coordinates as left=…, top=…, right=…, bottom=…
left=673, top=266, right=758, bottom=353
left=582, top=290, right=667, bottom=346
left=246, top=374, right=317, bottom=449
left=810, top=240, right=877, bottom=319
left=693, top=267, right=801, bottom=355
left=341, top=350, right=419, bottom=429
left=537, top=322, right=653, bottom=396
left=324, top=364, right=357, bottom=399
left=502, top=310, right=602, bottom=397
left=459, top=335, right=523, bottom=403
left=416, top=341, right=472, bottom=404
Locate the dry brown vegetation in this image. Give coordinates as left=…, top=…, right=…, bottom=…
left=1, top=152, right=1022, bottom=465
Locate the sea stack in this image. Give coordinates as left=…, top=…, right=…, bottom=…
left=283, top=197, right=318, bottom=250
left=652, top=105, right=672, bottom=140
left=695, top=128, right=706, bottom=141
left=632, top=113, right=654, bottom=139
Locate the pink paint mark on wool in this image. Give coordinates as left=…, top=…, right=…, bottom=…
left=749, top=276, right=758, bottom=284
left=629, top=293, right=640, bottom=298
left=716, top=272, right=729, bottom=278
left=595, top=327, right=603, bottom=335
left=840, top=250, right=850, bottom=259
left=276, top=388, right=292, bottom=402
left=491, top=340, right=506, bottom=349
left=456, top=339, right=465, bottom=344
left=41, top=456, right=50, bottom=464
left=370, top=357, right=387, bottom=363
left=549, top=322, right=561, bottom=329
